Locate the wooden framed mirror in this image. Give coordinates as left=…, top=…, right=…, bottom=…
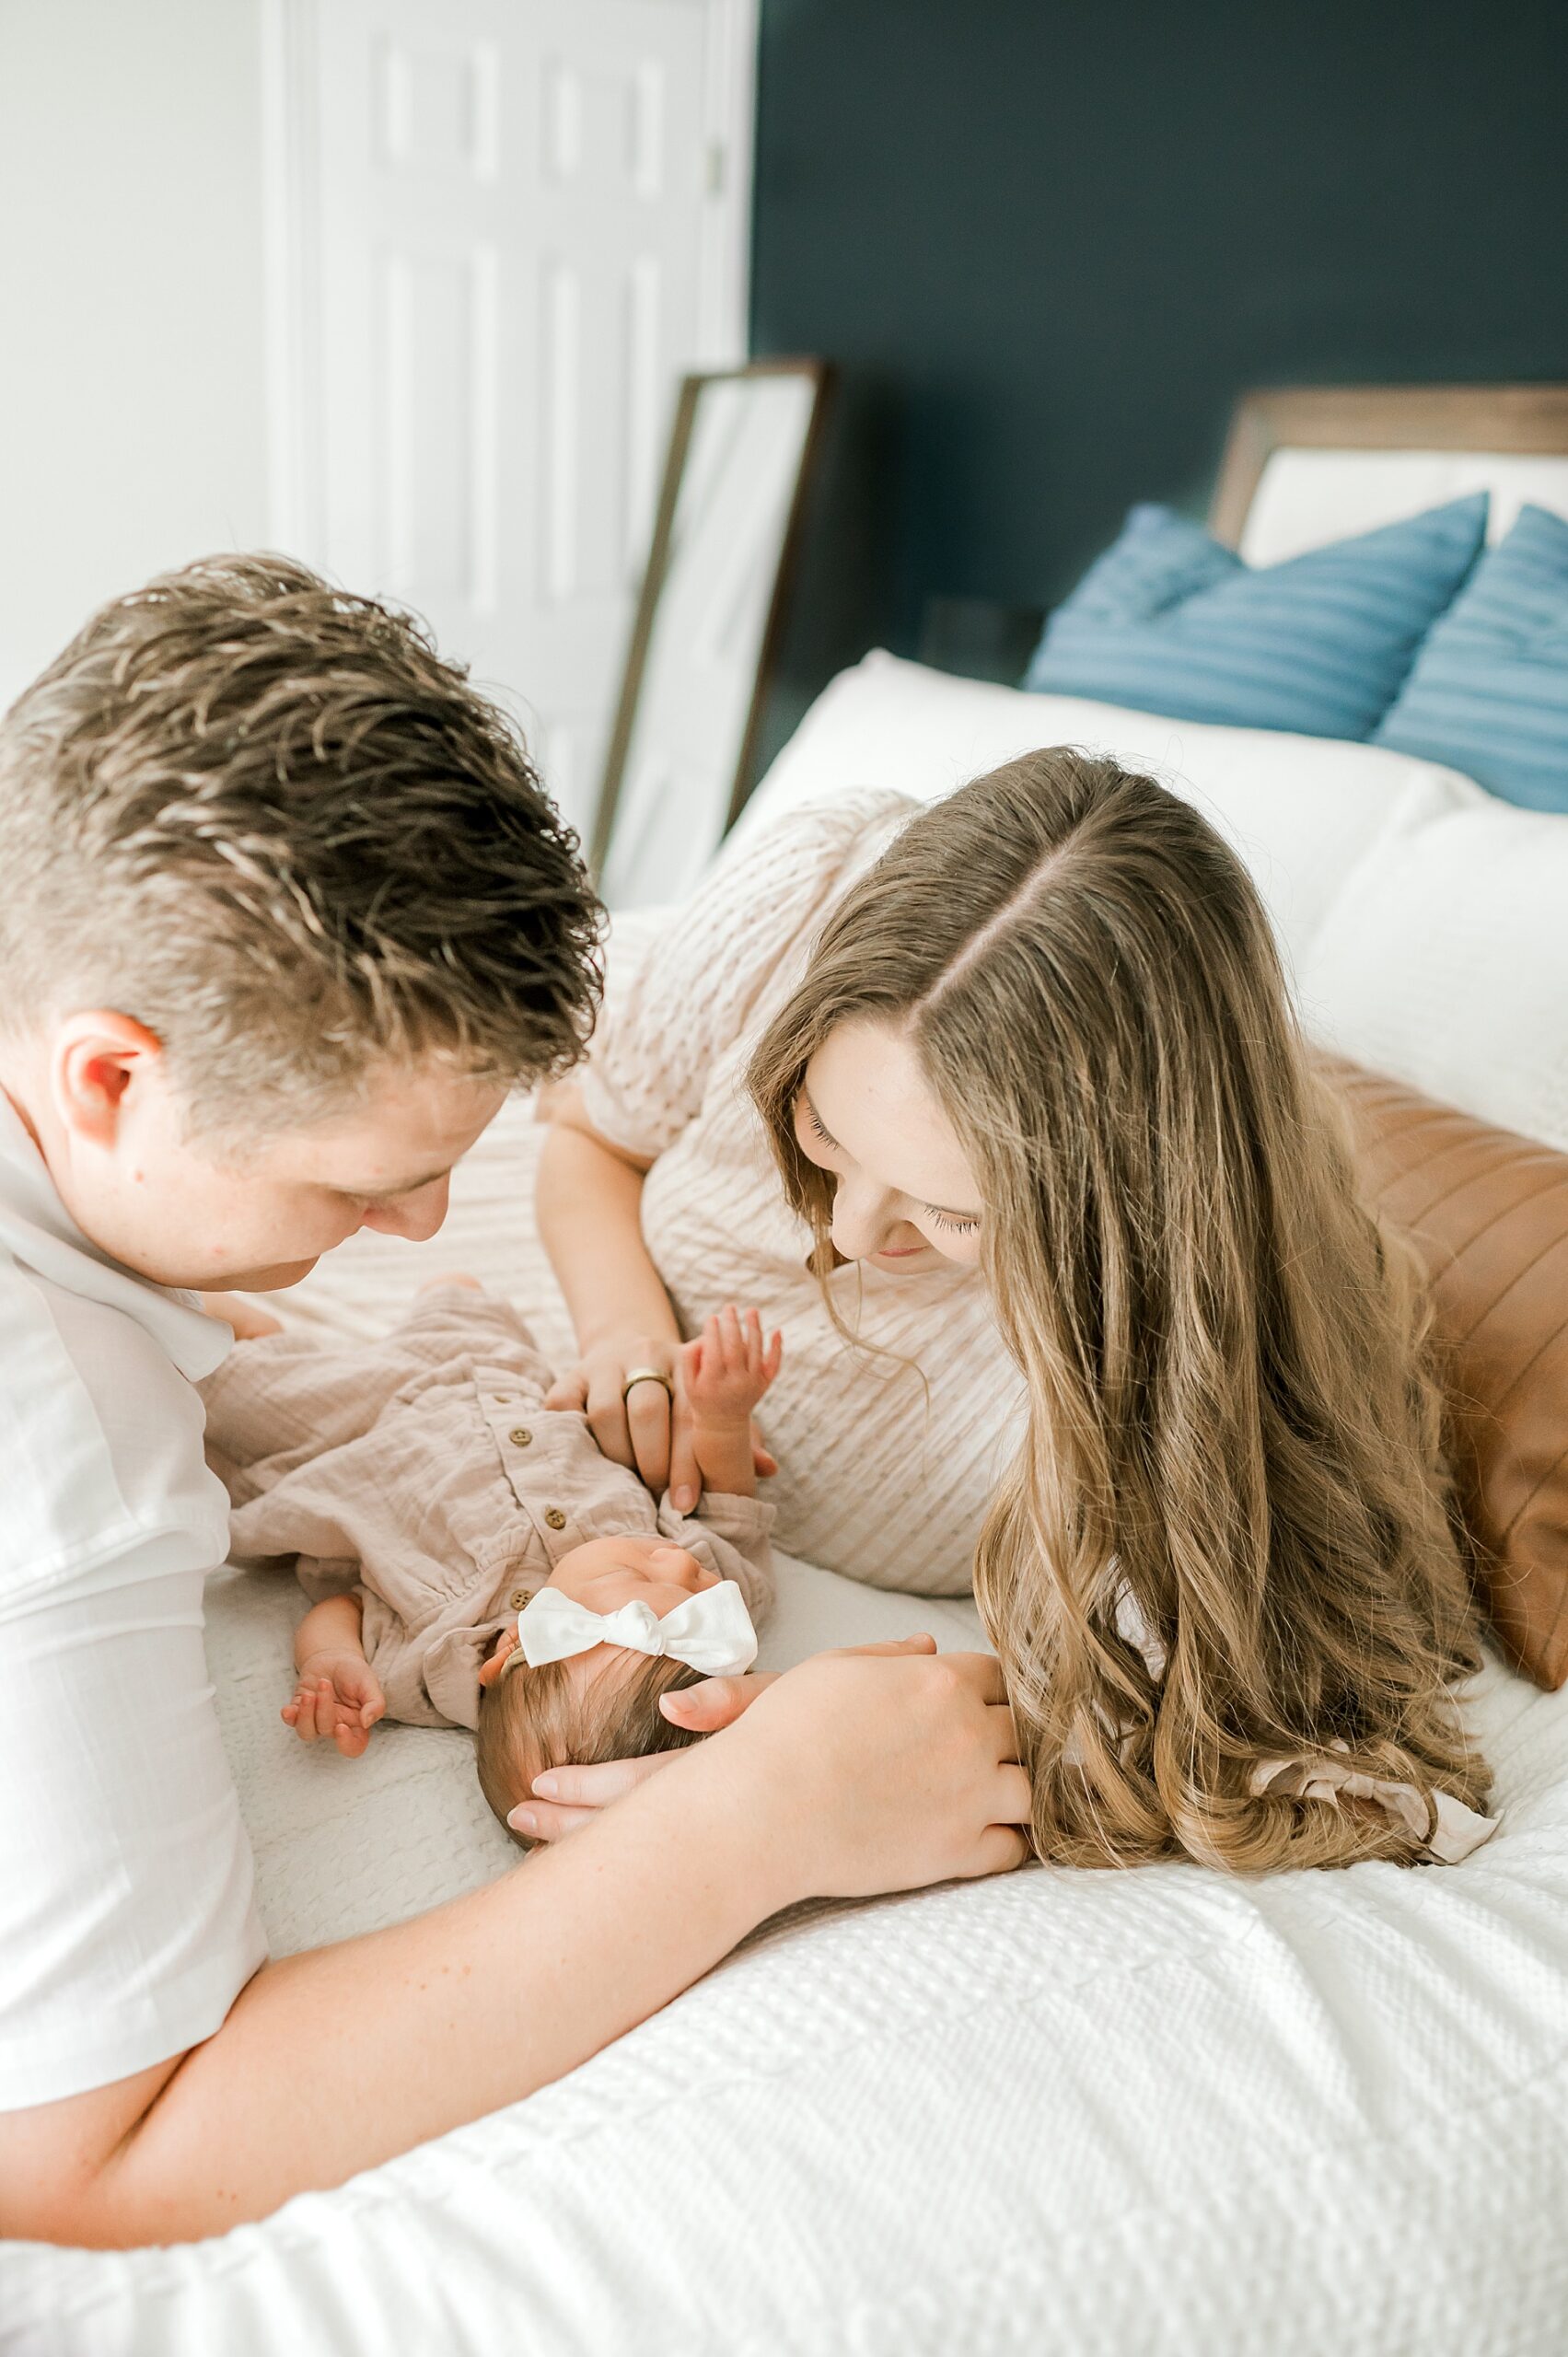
left=590, top=358, right=830, bottom=907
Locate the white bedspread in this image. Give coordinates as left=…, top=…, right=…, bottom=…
left=6, top=1094, right=1568, bottom=2356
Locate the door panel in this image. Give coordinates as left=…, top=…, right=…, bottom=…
left=281, top=0, right=747, bottom=841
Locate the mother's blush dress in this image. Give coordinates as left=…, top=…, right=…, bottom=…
left=580, top=791, right=1026, bottom=1596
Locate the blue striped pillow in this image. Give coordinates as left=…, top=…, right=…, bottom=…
left=1023, top=495, right=1488, bottom=739
left=1373, top=505, right=1568, bottom=812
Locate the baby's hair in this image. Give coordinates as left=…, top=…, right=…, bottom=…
left=476, top=1650, right=703, bottom=1848
left=0, top=552, right=603, bottom=1134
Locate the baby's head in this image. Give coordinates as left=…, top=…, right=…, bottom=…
left=475, top=1535, right=738, bottom=1844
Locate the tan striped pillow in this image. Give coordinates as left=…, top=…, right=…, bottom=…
left=1326, top=1057, right=1568, bottom=1689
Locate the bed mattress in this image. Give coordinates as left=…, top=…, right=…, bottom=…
left=6, top=1097, right=1568, bottom=2355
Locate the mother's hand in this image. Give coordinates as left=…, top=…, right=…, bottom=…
left=544, top=1334, right=777, bottom=1508
left=543, top=1333, right=690, bottom=1496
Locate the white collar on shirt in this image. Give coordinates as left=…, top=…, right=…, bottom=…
left=0, top=1087, right=231, bottom=1382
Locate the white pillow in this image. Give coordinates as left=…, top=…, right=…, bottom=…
left=739, top=652, right=1481, bottom=975
left=1300, top=792, right=1568, bottom=1153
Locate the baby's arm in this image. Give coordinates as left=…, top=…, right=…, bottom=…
left=679, top=1306, right=782, bottom=1500
left=200, top=1290, right=285, bottom=1341
left=285, top=1593, right=386, bottom=1759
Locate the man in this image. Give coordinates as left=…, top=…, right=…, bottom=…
left=0, top=557, right=1025, bottom=2247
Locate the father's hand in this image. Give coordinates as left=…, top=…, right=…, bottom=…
left=527, top=1640, right=1029, bottom=1900
left=510, top=1635, right=939, bottom=1842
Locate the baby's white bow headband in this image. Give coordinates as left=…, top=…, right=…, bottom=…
left=511, top=1579, right=759, bottom=1678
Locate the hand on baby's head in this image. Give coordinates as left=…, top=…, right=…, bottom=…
left=474, top=1533, right=759, bottom=1845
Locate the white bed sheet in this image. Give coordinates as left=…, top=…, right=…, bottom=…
left=6, top=1097, right=1568, bottom=2356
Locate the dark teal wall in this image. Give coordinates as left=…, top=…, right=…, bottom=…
left=749, top=0, right=1568, bottom=746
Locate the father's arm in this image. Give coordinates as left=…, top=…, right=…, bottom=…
left=0, top=1742, right=771, bottom=2247
left=0, top=1647, right=1027, bottom=2247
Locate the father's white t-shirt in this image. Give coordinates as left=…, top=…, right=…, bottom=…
left=0, top=1093, right=265, bottom=2109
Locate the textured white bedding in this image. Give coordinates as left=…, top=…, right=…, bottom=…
left=8, top=1666, right=1568, bottom=2357
left=7, top=1094, right=1568, bottom=2356
left=7, top=676, right=1568, bottom=2354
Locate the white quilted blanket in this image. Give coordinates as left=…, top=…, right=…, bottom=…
left=7, top=1074, right=1568, bottom=2354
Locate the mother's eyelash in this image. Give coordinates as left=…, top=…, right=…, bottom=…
left=926, top=1208, right=980, bottom=1236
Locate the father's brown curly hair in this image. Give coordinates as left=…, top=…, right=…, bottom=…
left=0, top=553, right=603, bottom=1131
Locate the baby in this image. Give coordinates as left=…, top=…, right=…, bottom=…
left=201, top=1283, right=779, bottom=1841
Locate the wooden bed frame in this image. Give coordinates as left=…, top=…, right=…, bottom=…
left=1210, top=383, right=1568, bottom=546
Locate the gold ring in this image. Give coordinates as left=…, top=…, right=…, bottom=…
left=622, top=1366, right=674, bottom=1399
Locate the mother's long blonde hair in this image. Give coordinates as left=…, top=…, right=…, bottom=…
left=749, top=752, right=1488, bottom=1872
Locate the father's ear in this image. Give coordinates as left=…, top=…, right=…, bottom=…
left=51, top=1012, right=164, bottom=1146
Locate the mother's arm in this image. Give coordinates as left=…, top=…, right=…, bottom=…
left=536, top=1082, right=696, bottom=1497
left=538, top=801, right=906, bottom=1497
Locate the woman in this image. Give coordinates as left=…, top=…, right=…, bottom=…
left=538, top=753, right=1491, bottom=1871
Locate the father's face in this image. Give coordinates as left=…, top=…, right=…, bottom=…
left=61, top=1051, right=506, bottom=1292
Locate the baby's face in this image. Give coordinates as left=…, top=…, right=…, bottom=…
left=545, top=1535, right=719, bottom=1644
left=478, top=1535, right=719, bottom=1713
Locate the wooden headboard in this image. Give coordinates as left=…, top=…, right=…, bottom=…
left=1210, top=383, right=1568, bottom=552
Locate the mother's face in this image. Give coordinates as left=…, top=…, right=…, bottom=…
left=796, top=1018, right=985, bottom=1271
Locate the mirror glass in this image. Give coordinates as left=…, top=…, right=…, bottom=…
left=595, top=364, right=825, bottom=909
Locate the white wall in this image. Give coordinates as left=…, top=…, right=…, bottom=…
left=0, top=0, right=269, bottom=714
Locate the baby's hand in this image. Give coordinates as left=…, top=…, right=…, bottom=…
left=681, top=1305, right=783, bottom=1424
left=283, top=1652, right=386, bottom=1759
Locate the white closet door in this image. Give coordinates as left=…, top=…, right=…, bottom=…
left=268, top=0, right=752, bottom=840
